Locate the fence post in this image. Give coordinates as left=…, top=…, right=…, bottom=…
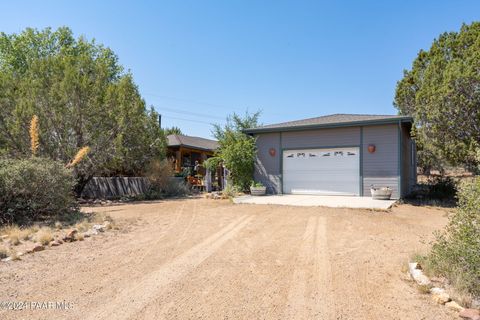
left=205, top=168, right=212, bottom=192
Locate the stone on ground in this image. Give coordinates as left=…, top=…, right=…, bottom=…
left=459, top=309, right=480, bottom=320
left=445, top=301, right=464, bottom=312
left=64, top=229, right=78, bottom=241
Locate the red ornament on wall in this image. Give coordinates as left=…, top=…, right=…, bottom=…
left=269, top=148, right=276, bottom=157
left=368, top=144, right=376, bottom=153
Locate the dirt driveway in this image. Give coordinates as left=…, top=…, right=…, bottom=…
left=0, top=198, right=456, bottom=319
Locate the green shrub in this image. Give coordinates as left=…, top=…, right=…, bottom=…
left=222, top=183, right=240, bottom=198
left=426, top=177, right=480, bottom=298
left=0, top=157, right=76, bottom=224
left=251, top=181, right=264, bottom=188
left=416, top=176, right=458, bottom=200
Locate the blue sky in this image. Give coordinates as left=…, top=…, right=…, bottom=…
left=1, top=1, right=479, bottom=138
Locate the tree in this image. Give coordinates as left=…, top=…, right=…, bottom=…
left=164, top=126, right=183, bottom=135
left=212, top=111, right=260, bottom=191
left=394, top=22, right=480, bottom=172
left=0, top=27, right=166, bottom=193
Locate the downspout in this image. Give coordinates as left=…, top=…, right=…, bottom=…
left=398, top=121, right=403, bottom=199
left=359, top=126, right=364, bottom=196
left=279, top=132, right=283, bottom=194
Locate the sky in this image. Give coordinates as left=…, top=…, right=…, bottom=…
left=1, top=1, right=479, bottom=138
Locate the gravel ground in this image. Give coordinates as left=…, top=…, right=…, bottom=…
left=0, top=198, right=457, bottom=319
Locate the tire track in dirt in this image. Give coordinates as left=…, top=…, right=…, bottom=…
left=284, top=216, right=332, bottom=319
left=168, top=200, right=197, bottom=259
left=312, top=216, right=333, bottom=319
left=284, top=216, right=317, bottom=319
left=150, top=207, right=297, bottom=320
left=87, top=214, right=254, bottom=320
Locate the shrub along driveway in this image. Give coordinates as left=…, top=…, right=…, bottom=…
left=0, top=198, right=456, bottom=319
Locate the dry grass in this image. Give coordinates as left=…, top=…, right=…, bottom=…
left=9, top=234, right=20, bottom=245
left=1, top=226, right=38, bottom=243
left=8, top=250, right=21, bottom=261
left=0, top=245, right=8, bottom=259
left=92, top=213, right=113, bottom=224
left=74, top=233, right=84, bottom=241
left=74, top=220, right=91, bottom=232
left=54, top=221, right=63, bottom=230
left=417, top=284, right=432, bottom=294
left=35, top=229, right=54, bottom=245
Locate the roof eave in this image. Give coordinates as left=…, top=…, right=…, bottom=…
left=167, top=144, right=217, bottom=152
left=243, top=117, right=413, bottom=134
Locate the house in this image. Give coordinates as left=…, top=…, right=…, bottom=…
left=166, top=134, right=219, bottom=173
left=243, top=114, right=416, bottom=199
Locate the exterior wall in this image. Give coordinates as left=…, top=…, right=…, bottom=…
left=281, top=126, right=360, bottom=149
left=400, top=124, right=416, bottom=196
left=253, top=132, right=281, bottom=194
left=253, top=123, right=410, bottom=199
left=362, top=124, right=400, bottom=199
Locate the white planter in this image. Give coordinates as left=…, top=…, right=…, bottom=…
left=250, top=186, right=266, bottom=196
left=370, top=187, right=393, bottom=200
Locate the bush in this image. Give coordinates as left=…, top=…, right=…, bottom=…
left=410, top=176, right=458, bottom=203
left=425, top=176, right=457, bottom=199
left=0, top=157, right=76, bottom=224
left=144, top=159, right=190, bottom=198
left=222, top=183, right=240, bottom=198
left=145, top=159, right=174, bottom=190
left=426, top=177, right=480, bottom=298
left=218, top=135, right=256, bottom=191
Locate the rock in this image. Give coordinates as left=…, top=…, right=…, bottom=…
left=430, top=287, right=445, bottom=295
left=432, top=292, right=450, bottom=304
left=92, top=224, right=105, bottom=232
left=2, top=257, right=12, bottom=262
left=472, top=299, right=480, bottom=309
left=63, top=229, right=78, bottom=241
left=28, top=244, right=45, bottom=253
left=50, top=240, right=61, bottom=247
left=429, top=287, right=450, bottom=305
left=445, top=301, right=464, bottom=312
left=84, top=229, right=98, bottom=237
left=409, top=262, right=431, bottom=286
left=459, top=309, right=480, bottom=320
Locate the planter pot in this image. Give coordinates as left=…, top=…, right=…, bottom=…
left=370, top=187, right=392, bottom=200
left=250, top=186, right=266, bottom=196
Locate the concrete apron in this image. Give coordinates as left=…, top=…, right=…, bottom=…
left=233, top=194, right=396, bottom=210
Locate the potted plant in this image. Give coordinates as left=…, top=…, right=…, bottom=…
left=250, top=181, right=266, bottom=196
left=370, top=185, right=393, bottom=200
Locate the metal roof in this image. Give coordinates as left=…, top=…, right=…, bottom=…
left=166, top=134, right=219, bottom=151
left=244, top=113, right=413, bottom=134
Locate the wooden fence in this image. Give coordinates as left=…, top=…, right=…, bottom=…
left=81, top=177, right=150, bottom=199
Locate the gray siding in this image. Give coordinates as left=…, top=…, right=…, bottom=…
left=362, top=124, right=400, bottom=199
left=281, top=127, right=360, bottom=149
left=253, top=123, right=409, bottom=199
left=253, top=133, right=281, bottom=194
left=401, top=124, right=416, bottom=196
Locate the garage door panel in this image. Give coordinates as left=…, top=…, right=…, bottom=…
left=283, top=147, right=360, bottom=196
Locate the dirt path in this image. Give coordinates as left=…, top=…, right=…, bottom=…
left=0, top=198, right=456, bottom=319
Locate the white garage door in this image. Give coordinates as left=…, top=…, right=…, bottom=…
left=283, top=147, right=360, bottom=195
